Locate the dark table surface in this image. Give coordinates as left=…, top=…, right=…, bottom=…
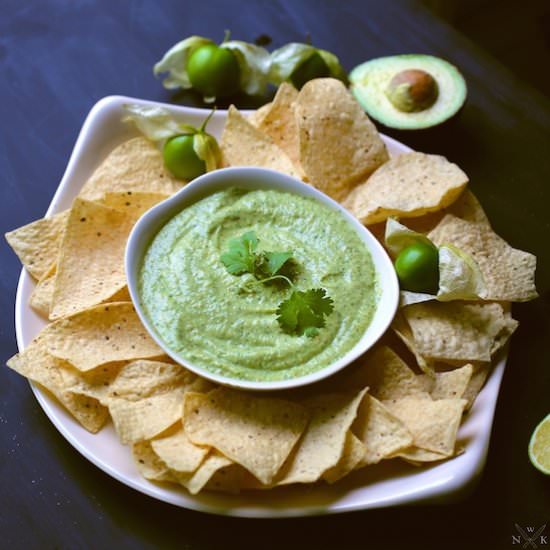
left=1, top=1, right=549, bottom=548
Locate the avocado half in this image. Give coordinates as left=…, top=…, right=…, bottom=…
left=349, top=54, right=467, bottom=130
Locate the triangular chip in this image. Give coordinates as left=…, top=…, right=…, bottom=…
left=463, top=364, right=490, bottom=410
left=295, top=78, right=388, bottom=201
left=132, top=441, right=175, bottom=482
left=394, top=446, right=450, bottom=463
left=445, top=190, right=490, bottom=225
left=100, top=191, right=169, bottom=219
left=221, top=105, right=299, bottom=178
left=343, top=152, right=468, bottom=225
left=7, top=344, right=108, bottom=433
left=104, top=361, right=199, bottom=445
left=383, top=397, right=466, bottom=456
left=183, top=388, right=308, bottom=484
left=352, top=394, right=413, bottom=465
left=42, top=302, right=163, bottom=371
left=421, top=364, right=473, bottom=401
left=323, top=432, right=366, bottom=484
left=247, top=101, right=273, bottom=127
left=276, top=388, right=367, bottom=485
left=428, top=214, right=537, bottom=301
left=5, top=210, right=69, bottom=280
left=173, top=452, right=233, bottom=495
left=151, top=425, right=208, bottom=474
left=205, top=462, right=263, bottom=493
left=399, top=190, right=489, bottom=239
left=58, top=360, right=125, bottom=403
left=78, top=137, right=183, bottom=201
left=104, top=360, right=196, bottom=401
left=402, top=301, right=518, bottom=363
left=339, top=346, right=428, bottom=401
left=391, top=313, right=436, bottom=376
left=50, top=199, right=134, bottom=319
left=29, top=263, right=56, bottom=317
left=109, top=391, right=184, bottom=445
left=255, top=83, right=304, bottom=176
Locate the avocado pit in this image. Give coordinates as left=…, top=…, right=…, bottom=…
left=385, top=69, right=439, bottom=113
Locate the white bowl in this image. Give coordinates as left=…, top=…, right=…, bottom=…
left=125, top=166, right=399, bottom=391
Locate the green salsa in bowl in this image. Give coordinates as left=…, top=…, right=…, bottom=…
left=126, top=167, right=399, bottom=390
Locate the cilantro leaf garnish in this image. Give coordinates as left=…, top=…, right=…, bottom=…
left=276, top=289, right=334, bottom=337
left=220, top=231, right=258, bottom=275
left=257, top=251, right=294, bottom=279
left=220, top=232, right=334, bottom=337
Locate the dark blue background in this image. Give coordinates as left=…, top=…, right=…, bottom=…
left=1, top=1, right=549, bottom=548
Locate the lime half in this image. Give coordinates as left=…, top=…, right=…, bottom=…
left=529, top=413, right=550, bottom=474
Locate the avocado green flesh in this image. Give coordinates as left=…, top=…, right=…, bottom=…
left=350, top=55, right=467, bottom=129
left=139, top=188, right=378, bottom=382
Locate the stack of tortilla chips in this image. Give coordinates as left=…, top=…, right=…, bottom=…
left=5, top=78, right=537, bottom=494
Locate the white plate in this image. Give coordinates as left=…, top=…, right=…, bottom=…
left=15, top=96, right=505, bottom=517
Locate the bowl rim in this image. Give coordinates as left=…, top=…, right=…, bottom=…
left=125, top=165, right=399, bottom=391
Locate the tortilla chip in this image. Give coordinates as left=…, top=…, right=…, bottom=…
left=426, top=364, right=473, bottom=400
left=398, top=190, right=489, bottom=243
left=109, top=285, right=131, bottom=302
left=132, top=440, right=175, bottom=482
left=58, top=360, right=125, bottom=403
left=255, top=83, right=304, bottom=176
left=7, top=344, right=108, bottom=433
left=29, top=263, right=56, bottom=317
left=104, top=360, right=200, bottom=445
left=295, top=78, right=388, bottom=201
left=50, top=199, right=135, bottom=319
left=323, top=432, right=367, bottom=484
left=205, top=462, right=263, bottom=493
left=340, top=346, right=428, bottom=401
left=183, top=388, right=309, bottom=484
left=428, top=214, right=537, bottom=301
left=42, top=302, right=163, bottom=372
left=383, top=397, right=466, bottom=456
left=391, top=313, right=436, bottom=376
left=352, top=395, right=413, bottom=465
left=109, top=391, right=184, bottom=445
left=221, top=106, right=299, bottom=178
left=463, top=364, right=490, bottom=409
left=446, top=190, right=490, bottom=225
left=403, top=301, right=518, bottom=363
left=276, top=388, right=367, bottom=485
left=174, top=452, right=233, bottom=495
left=78, top=137, right=183, bottom=201
left=395, top=447, right=450, bottom=463
left=105, top=360, right=195, bottom=401
left=5, top=210, right=69, bottom=280
left=151, top=425, right=208, bottom=474
left=343, top=152, right=468, bottom=225
left=247, top=101, right=273, bottom=127
left=101, top=191, right=169, bottom=218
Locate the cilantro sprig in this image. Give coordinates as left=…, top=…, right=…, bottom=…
left=220, top=231, right=334, bottom=337
left=277, top=289, right=334, bottom=337
left=220, top=231, right=259, bottom=276
left=220, top=231, right=295, bottom=282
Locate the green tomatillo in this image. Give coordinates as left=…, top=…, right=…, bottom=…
left=123, top=104, right=220, bottom=181
left=162, top=134, right=206, bottom=180
left=187, top=43, right=241, bottom=99
left=153, top=33, right=271, bottom=101
left=269, top=42, right=347, bottom=89
left=394, top=242, right=440, bottom=294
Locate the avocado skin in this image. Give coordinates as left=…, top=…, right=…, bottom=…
left=350, top=54, right=467, bottom=130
